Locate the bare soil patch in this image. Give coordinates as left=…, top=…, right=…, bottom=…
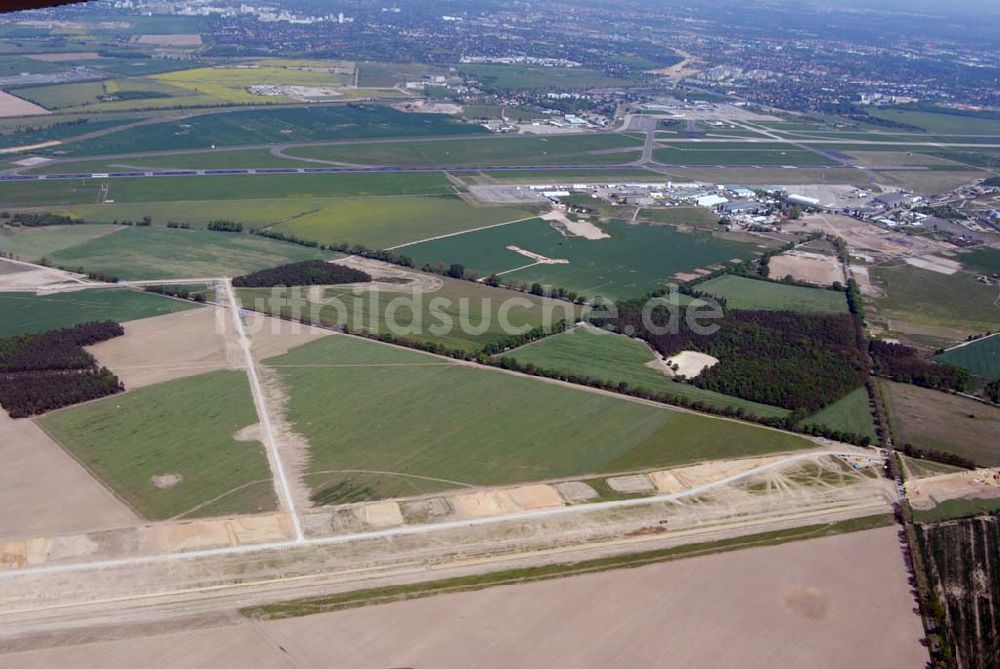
left=246, top=313, right=331, bottom=361
left=903, top=255, right=962, bottom=275
left=151, top=474, right=182, bottom=490
left=0, top=411, right=137, bottom=540
left=906, top=468, right=1000, bottom=510
left=87, top=307, right=231, bottom=389
left=0, top=90, right=50, bottom=117
left=541, top=209, right=609, bottom=240
left=355, top=501, right=404, bottom=528
left=606, top=473, right=655, bottom=493
left=0, top=260, right=81, bottom=291
left=769, top=251, right=845, bottom=285
left=6, top=527, right=924, bottom=668
left=505, top=245, right=569, bottom=264
left=392, top=100, right=462, bottom=115
left=553, top=481, right=598, bottom=502
left=331, top=256, right=443, bottom=293
left=666, top=350, right=718, bottom=378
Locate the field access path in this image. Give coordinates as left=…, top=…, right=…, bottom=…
left=220, top=278, right=305, bottom=543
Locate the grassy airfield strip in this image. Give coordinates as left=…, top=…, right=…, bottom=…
left=0, top=289, right=199, bottom=337
left=0, top=172, right=454, bottom=208
left=401, top=218, right=759, bottom=300
left=264, top=335, right=812, bottom=503
left=39, top=370, right=277, bottom=520
left=283, top=133, right=644, bottom=166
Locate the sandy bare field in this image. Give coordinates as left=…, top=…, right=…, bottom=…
left=87, top=307, right=233, bottom=389
left=541, top=209, right=609, bottom=240
left=244, top=311, right=331, bottom=360
left=906, top=468, right=1000, bottom=510
left=393, top=100, right=463, bottom=114
left=0, top=411, right=138, bottom=540
left=667, top=350, right=719, bottom=377
left=903, top=254, right=962, bottom=275
left=0, top=90, right=50, bottom=118
left=769, top=251, right=845, bottom=285
left=0, top=527, right=924, bottom=668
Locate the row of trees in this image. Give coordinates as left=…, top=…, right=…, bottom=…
left=0, top=322, right=125, bottom=418
left=870, top=341, right=973, bottom=393
left=232, top=260, right=371, bottom=288
left=143, top=285, right=207, bottom=302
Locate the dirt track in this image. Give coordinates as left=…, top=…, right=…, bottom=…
left=0, top=527, right=924, bottom=668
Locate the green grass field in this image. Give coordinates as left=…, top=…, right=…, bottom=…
left=503, top=326, right=788, bottom=418
left=270, top=195, right=536, bottom=249
left=801, top=387, right=876, bottom=441
left=934, top=335, right=1000, bottom=381
left=881, top=380, right=1000, bottom=467
left=0, top=118, right=128, bottom=151
left=28, top=150, right=309, bottom=174
left=694, top=275, right=849, bottom=313
left=959, top=247, right=1000, bottom=275
left=285, top=133, right=643, bottom=166
left=53, top=104, right=487, bottom=156
left=867, top=109, right=1000, bottom=134
left=0, top=223, right=120, bottom=260
left=238, top=272, right=577, bottom=354
left=402, top=218, right=758, bottom=299
left=42, top=227, right=336, bottom=280
left=264, top=335, right=811, bottom=503
left=13, top=78, right=202, bottom=111
left=0, top=289, right=198, bottom=337
left=870, top=264, right=1000, bottom=340
left=0, top=172, right=455, bottom=208
left=39, top=370, right=277, bottom=520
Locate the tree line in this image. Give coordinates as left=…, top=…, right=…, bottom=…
left=869, top=340, right=973, bottom=393
left=232, top=260, right=371, bottom=288
left=0, top=321, right=125, bottom=418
